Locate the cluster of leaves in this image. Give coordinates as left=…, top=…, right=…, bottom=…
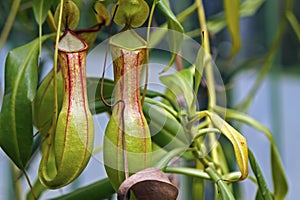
left=0, top=0, right=293, bottom=199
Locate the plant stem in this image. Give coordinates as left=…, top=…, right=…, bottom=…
left=52, top=0, right=64, bottom=135
left=12, top=165, right=22, bottom=200
left=42, top=0, right=64, bottom=180
left=0, top=0, right=21, bottom=50
left=164, top=166, right=211, bottom=180
left=196, top=0, right=215, bottom=109
left=142, top=0, right=156, bottom=105
left=23, top=170, right=37, bottom=199
left=196, top=0, right=221, bottom=177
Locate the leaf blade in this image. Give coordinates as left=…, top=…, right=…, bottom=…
left=271, top=145, right=288, bottom=200
left=0, top=35, right=51, bottom=169
left=150, top=0, right=184, bottom=72
left=0, top=39, right=40, bottom=169
left=204, top=111, right=248, bottom=180
left=286, top=11, right=300, bottom=43
left=207, top=0, right=265, bottom=34
left=160, top=67, right=195, bottom=113
left=223, top=0, right=241, bottom=56
left=215, top=107, right=288, bottom=199
left=248, top=149, right=273, bottom=200
left=32, top=0, right=54, bottom=25
left=51, top=178, right=115, bottom=200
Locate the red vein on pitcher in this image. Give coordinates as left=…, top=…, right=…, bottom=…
left=104, top=31, right=152, bottom=191
left=38, top=30, right=94, bottom=189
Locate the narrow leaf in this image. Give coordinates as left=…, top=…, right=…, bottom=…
left=239, top=0, right=265, bottom=16
left=223, top=0, right=241, bottom=56
left=149, top=0, right=184, bottom=72
left=160, top=67, right=195, bottom=113
left=271, top=145, right=288, bottom=200
left=0, top=35, right=50, bottom=169
left=248, top=149, right=273, bottom=200
left=154, top=147, right=187, bottom=169
left=192, top=169, right=205, bottom=200
left=255, top=189, right=264, bottom=200
left=286, top=11, right=300, bottom=43
left=215, top=107, right=273, bottom=141
left=216, top=107, right=288, bottom=198
left=51, top=178, right=115, bottom=200
left=207, top=0, right=265, bottom=34
left=194, top=47, right=206, bottom=95
left=205, top=165, right=235, bottom=199
left=33, top=70, right=64, bottom=136
left=93, top=1, right=110, bottom=26
left=32, top=0, right=54, bottom=25
left=203, top=111, right=248, bottom=180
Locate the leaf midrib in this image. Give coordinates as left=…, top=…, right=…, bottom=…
left=10, top=43, right=38, bottom=168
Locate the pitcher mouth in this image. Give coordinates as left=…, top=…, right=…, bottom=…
left=109, top=29, right=147, bottom=51
left=57, top=29, right=88, bottom=53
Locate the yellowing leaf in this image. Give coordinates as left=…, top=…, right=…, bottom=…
left=94, top=1, right=110, bottom=26
left=215, top=106, right=288, bottom=198
left=223, top=0, right=241, bottom=56
left=202, top=111, right=248, bottom=180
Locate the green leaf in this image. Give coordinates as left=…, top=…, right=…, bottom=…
left=271, top=145, right=288, bottom=200
left=207, top=0, right=265, bottom=34
left=239, top=0, right=265, bottom=16
left=32, top=0, right=54, bottom=25
left=248, top=149, right=273, bottom=200
left=215, top=107, right=288, bottom=199
left=223, top=0, right=241, bottom=56
left=89, top=78, right=172, bottom=115
left=87, top=77, right=114, bottom=102
left=215, top=107, right=273, bottom=141
left=194, top=47, right=210, bottom=97
left=34, top=76, right=114, bottom=126
left=33, top=70, right=64, bottom=136
left=143, top=100, right=189, bottom=151
left=54, top=0, right=80, bottom=30
left=149, top=0, right=184, bottom=72
left=51, top=178, right=115, bottom=199
left=205, top=165, right=235, bottom=199
left=286, top=11, right=300, bottom=43
left=255, top=189, right=264, bottom=200
left=113, top=0, right=150, bottom=27
left=93, top=1, right=110, bottom=26
left=160, top=67, right=195, bottom=113
left=192, top=174, right=205, bottom=200
left=88, top=77, right=118, bottom=114
left=200, top=111, right=248, bottom=180
left=154, top=147, right=187, bottom=169
left=0, top=35, right=50, bottom=169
